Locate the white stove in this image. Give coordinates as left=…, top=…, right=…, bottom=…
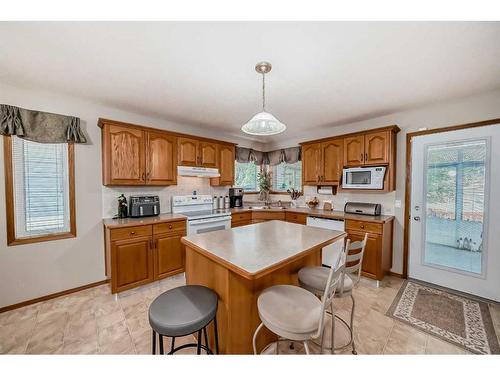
left=172, top=195, right=232, bottom=235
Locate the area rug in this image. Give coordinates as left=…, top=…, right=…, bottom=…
left=386, top=279, right=500, bottom=354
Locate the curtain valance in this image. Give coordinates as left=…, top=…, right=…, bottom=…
left=235, top=146, right=301, bottom=166
left=0, top=104, right=87, bottom=144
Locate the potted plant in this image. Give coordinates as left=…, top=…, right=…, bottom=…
left=257, top=168, right=272, bottom=203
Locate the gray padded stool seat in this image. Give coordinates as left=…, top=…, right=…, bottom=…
left=149, top=285, right=219, bottom=355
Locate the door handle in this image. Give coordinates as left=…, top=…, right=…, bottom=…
left=365, top=153, right=368, bottom=161
left=360, top=153, right=363, bottom=161
left=413, top=216, right=421, bottom=221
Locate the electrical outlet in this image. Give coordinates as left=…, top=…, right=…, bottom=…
left=395, top=200, right=402, bottom=208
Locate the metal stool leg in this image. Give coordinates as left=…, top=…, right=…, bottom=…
left=252, top=322, right=264, bottom=354
left=213, top=316, right=220, bottom=354
left=303, top=341, right=310, bottom=355
left=159, top=334, right=164, bottom=354
left=170, top=337, right=175, bottom=353
left=350, top=294, right=357, bottom=355
left=152, top=331, right=156, bottom=354
left=197, top=330, right=202, bottom=354
left=203, top=327, right=210, bottom=354
left=330, top=301, right=336, bottom=354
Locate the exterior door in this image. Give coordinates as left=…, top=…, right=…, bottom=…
left=409, top=125, right=500, bottom=301
left=108, top=125, right=145, bottom=184
left=321, top=139, right=343, bottom=184
left=302, top=143, right=322, bottom=184
left=365, top=131, right=389, bottom=164
left=199, top=142, right=218, bottom=168
left=154, top=234, right=184, bottom=279
left=146, top=131, right=177, bottom=185
left=344, top=135, right=365, bottom=166
left=112, top=237, right=154, bottom=292
left=178, top=137, right=199, bottom=166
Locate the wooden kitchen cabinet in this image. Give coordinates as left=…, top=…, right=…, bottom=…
left=321, top=139, right=343, bottom=184
left=302, top=143, right=322, bottom=184
left=146, top=131, right=177, bottom=185
left=344, top=135, right=365, bottom=166
left=178, top=137, right=219, bottom=168
left=105, top=219, right=187, bottom=293
left=102, top=124, right=146, bottom=185
left=211, top=144, right=235, bottom=186
left=344, top=130, right=390, bottom=166
left=285, top=212, right=308, bottom=225
left=111, top=236, right=154, bottom=293
left=344, top=218, right=393, bottom=281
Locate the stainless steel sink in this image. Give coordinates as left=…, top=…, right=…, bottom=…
left=247, top=206, right=286, bottom=210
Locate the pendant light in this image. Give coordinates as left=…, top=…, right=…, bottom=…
left=241, top=62, right=286, bottom=136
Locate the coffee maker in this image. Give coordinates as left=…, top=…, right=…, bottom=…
left=229, top=188, right=244, bottom=208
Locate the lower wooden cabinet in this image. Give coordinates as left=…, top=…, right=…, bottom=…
left=105, top=219, right=186, bottom=293
left=285, top=212, right=308, bottom=225
left=345, top=219, right=393, bottom=281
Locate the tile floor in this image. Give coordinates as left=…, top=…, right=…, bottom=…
left=1, top=274, right=498, bottom=354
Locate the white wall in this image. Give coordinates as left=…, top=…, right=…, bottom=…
left=261, top=89, right=500, bottom=274
left=0, top=82, right=249, bottom=308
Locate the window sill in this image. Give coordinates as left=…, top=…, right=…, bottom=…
left=7, top=231, right=76, bottom=247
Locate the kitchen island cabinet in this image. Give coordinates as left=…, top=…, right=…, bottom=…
left=182, top=220, right=346, bottom=354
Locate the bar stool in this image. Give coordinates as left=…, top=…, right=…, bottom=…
left=298, top=234, right=367, bottom=354
left=149, top=285, right=219, bottom=354
left=252, top=251, right=346, bottom=355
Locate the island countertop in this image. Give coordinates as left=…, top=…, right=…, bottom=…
left=181, top=220, right=346, bottom=280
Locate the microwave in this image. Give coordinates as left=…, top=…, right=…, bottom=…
left=342, top=166, right=386, bottom=190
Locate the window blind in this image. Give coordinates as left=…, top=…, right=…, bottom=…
left=272, top=162, right=302, bottom=192
left=12, top=136, right=70, bottom=238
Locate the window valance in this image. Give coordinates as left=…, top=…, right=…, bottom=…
left=0, top=104, right=87, bottom=144
left=235, top=146, right=301, bottom=166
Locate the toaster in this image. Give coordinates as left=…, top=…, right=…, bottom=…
left=129, top=195, right=160, bottom=217
left=344, top=202, right=381, bottom=216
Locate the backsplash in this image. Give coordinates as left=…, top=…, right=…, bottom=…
left=102, top=176, right=229, bottom=218
left=244, top=186, right=396, bottom=215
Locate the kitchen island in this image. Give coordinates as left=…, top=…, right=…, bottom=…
left=181, top=220, right=346, bottom=354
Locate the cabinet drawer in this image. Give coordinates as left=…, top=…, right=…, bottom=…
left=231, top=220, right=252, bottom=228
left=110, top=225, right=152, bottom=241
left=252, top=211, right=285, bottom=221
left=345, top=219, right=382, bottom=234
left=285, top=212, right=307, bottom=225
left=232, top=212, right=252, bottom=222
left=153, top=220, right=186, bottom=235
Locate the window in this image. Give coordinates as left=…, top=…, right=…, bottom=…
left=272, top=162, right=302, bottom=192
left=4, top=136, right=76, bottom=245
left=234, top=161, right=259, bottom=192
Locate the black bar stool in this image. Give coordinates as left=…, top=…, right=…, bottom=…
left=149, top=285, right=220, bottom=354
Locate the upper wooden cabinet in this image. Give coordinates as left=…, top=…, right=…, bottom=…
left=301, top=125, right=399, bottom=191
left=102, top=124, right=147, bottom=185
left=344, top=130, right=390, bottom=166
left=302, top=143, right=322, bottom=184
left=211, top=144, right=235, bottom=186
left=302, top=140, right=343, bottom=185
left=146, top=131, right=177, bottom=185
left=178, top=138, right=219, bottom=168
left=99, top=119, right=236, bottom=186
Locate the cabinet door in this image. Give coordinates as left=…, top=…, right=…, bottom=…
left=302, top=143, right=322, bottom=185
left=178, top=137, right=199, bottom=166
left=112, top=237, right=153, bottom=292
left=321, top=139, right=343, bottom=184
left=346, top=230, right=380, bottom=278
left=199, top=142, right=218, bottom=168
left=365, top=131, right=389, bottom=164
left=146, top=131, right=177, bottom=185
left=212, top=144, right=235, bottom=186
left=154, top=234, right=184, bottom=279
left=106, top=125, right=146, bottom=185
left=344, top=135, right=365, bottom=166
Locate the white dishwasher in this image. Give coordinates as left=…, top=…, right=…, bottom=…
left=306, top=216, right=345, bottom=267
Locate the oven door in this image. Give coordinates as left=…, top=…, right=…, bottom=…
left=187, top=216, right=232, bottom=235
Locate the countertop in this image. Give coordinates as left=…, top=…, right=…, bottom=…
left=102, top=213, right=187, bottom=229
left=228, top=206, right=394, bottom=223
left=181, top=220, right=346, bottom=279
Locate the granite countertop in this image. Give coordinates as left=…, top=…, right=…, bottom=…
left=103, top=213, right=187, bottom=229
left=228, top=206, right=394, bottom=223
left=181, top=220, right=346, bottom=279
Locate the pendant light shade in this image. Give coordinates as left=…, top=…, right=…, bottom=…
left=241, top=61, right=286, bottom=136
left=241, top=111, right=286, bottom=136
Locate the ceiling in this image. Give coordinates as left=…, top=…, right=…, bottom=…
left=1, top=22, right=499, bottom=145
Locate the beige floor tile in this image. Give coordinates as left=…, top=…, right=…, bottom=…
left=63, top=337, right=98, bottom=354
left=0, top=317, right=36, bottom=354
left=98, top=321, right=130, bottom=346
left=65, top=318, right=98, bottom=343
left=383, top=322, right=427, bottom=354
left=96, top=310, right=125, bottom=330
left=98, top=335, right=135, bottom=354
left=0, top=304, right=41, bottom=327
left=425, top=335, right=468, bottom=354
left=354, top=309, right=394, bottom=354
left=122, top=300, right=148, bottom=320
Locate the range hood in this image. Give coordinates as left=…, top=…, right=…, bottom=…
left=177, top=166, right=220, bottom=178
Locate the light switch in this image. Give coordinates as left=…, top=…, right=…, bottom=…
left=395, top=200, right=402, bottom=208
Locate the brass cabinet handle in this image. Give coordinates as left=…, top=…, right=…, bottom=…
left=130, top=231, right=136, bottom=235
left=168, top=224, right=173, bottom=229
left=360, top=153, right=363, bottom=161
left=360, top=224, right=365, bottom=229
left=365, top=153, right=368, bottom=162
left=141, top=172, right=145, bottom=180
